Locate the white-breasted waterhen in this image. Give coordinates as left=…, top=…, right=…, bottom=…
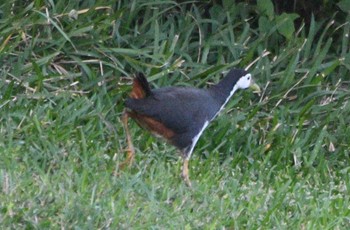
left=121, top=69, right=260, bottom=186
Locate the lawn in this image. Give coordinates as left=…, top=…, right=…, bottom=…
left=1, top=0, right=350, bottom=229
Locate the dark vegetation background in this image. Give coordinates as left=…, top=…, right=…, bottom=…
left=1, top=0, right=350, bottom=228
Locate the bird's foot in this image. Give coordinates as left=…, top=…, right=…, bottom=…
left=119, top=110, right=136, bottom=171
left=181, top=159, right=192, bottom=187
left=119, top=147, right=135, bottom=170
left=181, top=171, right=192, bottom=187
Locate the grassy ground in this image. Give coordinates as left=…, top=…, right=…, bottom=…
left=1, top=0, right=350, bottom=229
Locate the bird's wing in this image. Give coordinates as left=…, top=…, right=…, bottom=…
left=125, top=87, right=218, bottom=134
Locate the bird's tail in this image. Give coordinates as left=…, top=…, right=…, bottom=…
left=130, top=73, right=152, bottom=99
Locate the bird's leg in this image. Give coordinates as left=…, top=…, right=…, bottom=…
left=181, top=158, right=192, bottom=187
left=120, top=111, right=135, bottom=169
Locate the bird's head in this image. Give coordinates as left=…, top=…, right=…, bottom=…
left=235, top=70, right=261, bottom=93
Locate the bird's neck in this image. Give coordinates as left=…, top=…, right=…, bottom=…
left=208, top=76, right=239, bottom=106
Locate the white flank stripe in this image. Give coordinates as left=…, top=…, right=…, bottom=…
left=184, top=73, right=250, bottom=159
left=186, top=120, right=209, bottom=160
left=212, top=84, right=239, bottom=120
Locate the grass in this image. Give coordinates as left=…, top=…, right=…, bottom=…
left=1, top=0, right=350, bottom=228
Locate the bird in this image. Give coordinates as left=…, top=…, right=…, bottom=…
left=121, top=69, right=260, bottom=186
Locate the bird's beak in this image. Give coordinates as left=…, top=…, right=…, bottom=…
left=249, top=79, right=261, bottom=93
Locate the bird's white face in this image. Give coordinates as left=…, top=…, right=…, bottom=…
left=236, top=73, right=252, bottom=89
